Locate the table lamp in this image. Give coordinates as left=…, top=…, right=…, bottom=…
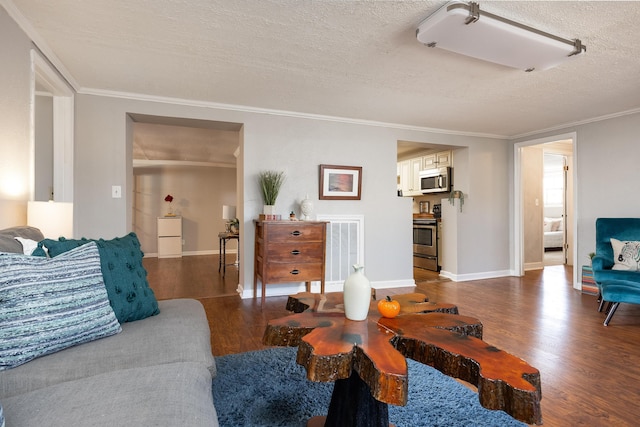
left=27, top=201, right=74, bottom=239
left=222, top=205, right=236, bottom=233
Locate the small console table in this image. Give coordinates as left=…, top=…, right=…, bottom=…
left=218, top=232, right=239, bottom=277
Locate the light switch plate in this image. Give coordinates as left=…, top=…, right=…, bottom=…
left=112, top=185, right=122, bottom=198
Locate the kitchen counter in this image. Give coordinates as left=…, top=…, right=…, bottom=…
left=413, top=213, right=435, bottom=219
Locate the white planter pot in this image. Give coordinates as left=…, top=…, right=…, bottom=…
left=263, top=205, right=276, bottom=215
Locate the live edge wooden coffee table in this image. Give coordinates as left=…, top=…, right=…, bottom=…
left=263, top=292, right=542, bottom=427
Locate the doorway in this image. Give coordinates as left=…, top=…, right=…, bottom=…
left=128, top=114, right=241, bottom=257
left=543, top=152, right=568, bottom=266
left=514, top=133, right=577, bottom=287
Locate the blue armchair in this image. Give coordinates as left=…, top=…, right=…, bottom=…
left=592, top=218, right=640, bottom=326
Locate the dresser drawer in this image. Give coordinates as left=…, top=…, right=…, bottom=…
left=266, top=223, right=325, bottom=242
left=157, top=217, right=182, bottom=236
left=158, top=236, right=182, bottom=258
left=262, top=263, right=324, bottom=283
left=266, top=242, right=324, bottom=262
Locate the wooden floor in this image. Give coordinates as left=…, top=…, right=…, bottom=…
left=144, top=255, right=640, bottom=426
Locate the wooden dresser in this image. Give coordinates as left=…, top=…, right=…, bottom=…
left=254, top=220, right=327, bottom=306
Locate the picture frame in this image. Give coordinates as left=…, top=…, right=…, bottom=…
left=319, top=164, right=362, bottom=200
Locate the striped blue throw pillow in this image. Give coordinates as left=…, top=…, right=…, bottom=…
left=0, top=242, right=122, bottom=370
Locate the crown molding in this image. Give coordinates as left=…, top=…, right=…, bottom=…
left=2, top=0, right=79, bottom=91
left=511, top=107, right=640, bottom=140
left=133, top=159, right=235, bottom=169
left=78, top=86, right=510, bottom=140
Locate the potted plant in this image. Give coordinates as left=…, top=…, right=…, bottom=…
left=259, top=170, right=285, bottom=215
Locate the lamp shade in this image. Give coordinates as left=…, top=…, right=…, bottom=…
left=416, top=1, right=585, bottom=71
left=27, top=201, right=73, bottom=239
left=222, top=205, right=236, bottom=220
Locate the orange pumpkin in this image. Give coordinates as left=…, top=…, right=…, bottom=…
left=377, top=296, right=400, bottom=318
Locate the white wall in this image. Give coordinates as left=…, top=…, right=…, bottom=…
left=133, top=165, right=237, bottom=254
left=0, top=7, right=32, bottom=228
left=70, top=92, right=512, bottom=294
left=34, top=95, right=54, bottom=201
left=522, top=145, right=543, bottom=268
left=440, top=140, right=512, bottom=279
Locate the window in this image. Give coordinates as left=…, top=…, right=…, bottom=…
left=543, top=154, right=565, bottom=207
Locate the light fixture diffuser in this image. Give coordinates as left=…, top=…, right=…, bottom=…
left=416, top=1, right=586, bottom=71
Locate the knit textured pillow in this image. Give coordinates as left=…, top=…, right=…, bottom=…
left=0, top=242, right=122, bottom=370
left=36, top=233, right=160, bottom=323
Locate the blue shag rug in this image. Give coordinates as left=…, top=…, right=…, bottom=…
left=212, top=347, right=527, bottom=427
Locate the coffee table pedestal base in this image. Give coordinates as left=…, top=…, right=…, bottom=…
left=307, top=417, right=394, bottom=427
left=307, top=370, right=395, bottom=427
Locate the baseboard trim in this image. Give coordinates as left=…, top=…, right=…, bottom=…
left=524, top=262, right=544, bottom=271
left=147, top=249, right=235, bottom=258
left=238, top=279, right=416, bottom=299
left=438, top=269, right=512, bottom=282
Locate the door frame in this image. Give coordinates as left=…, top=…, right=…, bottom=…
left=31, top=49, right=74, bottom=202
left=513, top=132, right=580, bottom=289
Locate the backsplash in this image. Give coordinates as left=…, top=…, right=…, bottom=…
left=412, top=195, right=446, bottom=214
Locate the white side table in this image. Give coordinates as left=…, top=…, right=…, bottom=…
left=157, top=216, right=182, bottom=258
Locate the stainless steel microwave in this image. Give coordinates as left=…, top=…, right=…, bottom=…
left=419, top=167, right=452, bottom=194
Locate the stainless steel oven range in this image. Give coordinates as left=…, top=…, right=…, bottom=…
left=413, top=218, right=438, bottom=271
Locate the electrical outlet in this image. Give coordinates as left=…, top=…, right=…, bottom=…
left=112, top=185, right=122, bottom=198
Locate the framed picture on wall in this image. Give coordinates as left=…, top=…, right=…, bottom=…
left=319, top=164, right=362, bottom=200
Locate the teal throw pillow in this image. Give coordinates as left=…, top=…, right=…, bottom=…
left=0, top=242, right=122, bottom=370
left=36, top=233, right=160, bottom=323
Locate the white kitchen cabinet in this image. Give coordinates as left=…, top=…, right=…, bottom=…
left=410, top=158, right=422, bottom=195
left=157, top=216, right=182, bottom=258
left=398, top=150, right=453, bottom=197
left=398, top=160, right=411, bottom=195
left=398, top=158, right=423, bottom=196
left=423, top=150, right=452, bottom=169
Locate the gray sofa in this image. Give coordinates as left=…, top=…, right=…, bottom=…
left=0, top=227, right=219, bottom=427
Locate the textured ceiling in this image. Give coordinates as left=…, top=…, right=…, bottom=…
left=6, top=1, right=640, bottom=144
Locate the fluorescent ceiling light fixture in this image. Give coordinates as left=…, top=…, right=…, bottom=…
left=416, top=1, right=586, bottom=71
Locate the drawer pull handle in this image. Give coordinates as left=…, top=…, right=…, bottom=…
left=291, top=230, right=302, bottom=236
left=291, top=250, right=300, bottom=255
left=290, top=269, right=300, bottom=275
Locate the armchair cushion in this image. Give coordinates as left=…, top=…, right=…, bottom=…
left=610, top=238, right=640, bottom=271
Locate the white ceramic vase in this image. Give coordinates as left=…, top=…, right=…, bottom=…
left=343, top=264, right=371, bottom=321
left=263, top=205, right=276, bottom=215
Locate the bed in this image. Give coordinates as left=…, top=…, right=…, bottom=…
left=544, top=217, right=564, bottom=250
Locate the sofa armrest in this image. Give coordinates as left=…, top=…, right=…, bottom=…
left=0, top=226, right=44, bottom=253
